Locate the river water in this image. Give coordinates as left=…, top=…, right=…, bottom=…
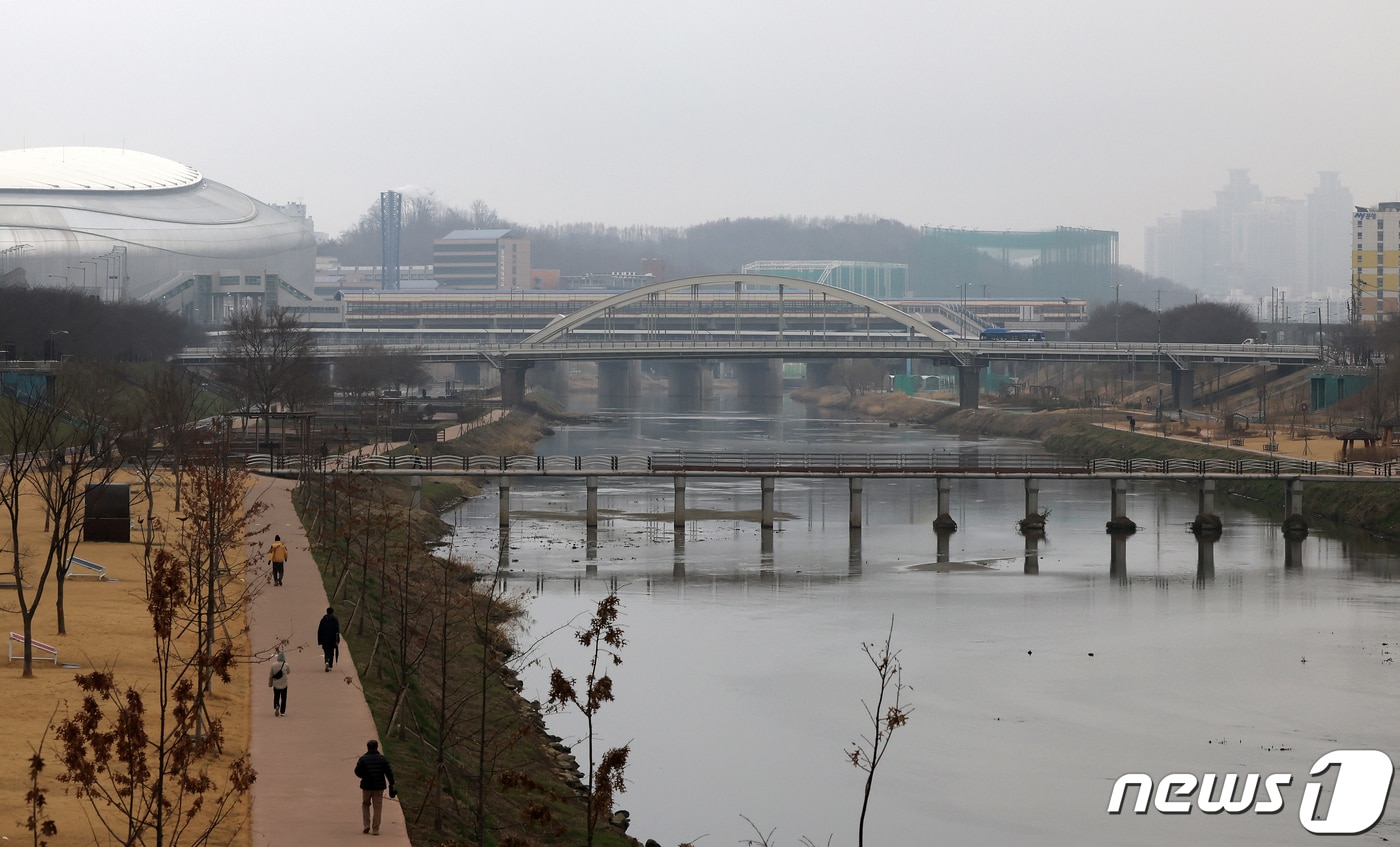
left=444, top=395, right=1400, bottom=847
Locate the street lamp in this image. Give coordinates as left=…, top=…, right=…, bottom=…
left=1112, top=283, right=1122, bottom=347
left=68, top=264, right=89, bottom=291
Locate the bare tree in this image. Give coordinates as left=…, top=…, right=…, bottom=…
left=846, top=617, right=912, bottom=847
left=546, top=592, right=631, bottom=847
left=54, top=547, right=256, bottom=847
left=219, top=308, right=317, bottom=448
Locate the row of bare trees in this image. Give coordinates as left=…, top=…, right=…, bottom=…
left=4, top=359, right=265, bottom=845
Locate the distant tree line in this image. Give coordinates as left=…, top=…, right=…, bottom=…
left=1072, top=301, right=1259, bottom=345
left=0, top=283, right=202, bottom=361
left=318, top=192, right=1197, bottom=308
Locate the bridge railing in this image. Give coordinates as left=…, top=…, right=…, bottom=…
left=240, top=452, right=1400, bottom=477
left=1088, top=457, right=1400, bottom=477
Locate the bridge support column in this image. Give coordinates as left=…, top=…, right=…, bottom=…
left=1282, top=479, right=1308, bottom=537
left=1196, top=535, right=1216, bottom=584
left=501, top=362, right=531, bottom=407
left=498, top=477, right=511, bottom=528
left=453, top=360, right=483, bottom=386
left=586, top=476, right=598, bottom=528
left=674, top=475, right=686, bottom=529
left=1192, top=480, right=1222, bottom=535
left=598, top=360, right=642, bottom=407
left=410, top=475, right=422, bottom=511
left=1106, top=479, right=1137, bottom=533
left=932, top=477, right=957, bottom=531
left=957, top=364, right=983, bottom=410
left=531, top=360, right=570, bottom=400
left=1171, top=367, right=1195, bottom=410
left=805, top=360, right=834, bottom=388
left=849, top=477, right=863, bottom=528
left=736, top=359, right=783, bottom=403
left=760, top=476, right=775, bottom=529
left=1018, top=478, right=1046, bottom=532
left=668, top=361, right=714, bottom=402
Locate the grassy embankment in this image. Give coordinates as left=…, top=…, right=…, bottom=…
left=293, top=407, right=636, bottom=847
left=796, top=386, right=1400, bottom=537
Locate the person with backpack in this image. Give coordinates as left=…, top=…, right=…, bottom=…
left=354, top=739, right=397, bottom=835
left=268, top=651, right=290, bottom=716
left=269, top=535, right=288, bottom=586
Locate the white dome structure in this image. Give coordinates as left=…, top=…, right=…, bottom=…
left=0, top=147, right=315, bottom=311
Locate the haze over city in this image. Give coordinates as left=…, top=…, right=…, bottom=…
left=8, top=0, right=1400, bottom=268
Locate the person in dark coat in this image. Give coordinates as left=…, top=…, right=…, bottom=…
left=317, top=607, right=341, bottom=672
left=354, top=739, right=396, bottom=835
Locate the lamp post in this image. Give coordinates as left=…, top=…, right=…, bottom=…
left=1113, top=282, right=1122, bottom=347
left=68, top=264, right=89, bottom=293
left=1155, top=290, right=1163, bottom=422
left=79, top=260, right=98, bottom=297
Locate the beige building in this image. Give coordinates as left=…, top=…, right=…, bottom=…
left=432, top=228, right=531, bottom=290
left=1352, top=203, right=1400, bottom=323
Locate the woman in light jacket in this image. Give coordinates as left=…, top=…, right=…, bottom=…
left=268, top=651, right=290, bottom=716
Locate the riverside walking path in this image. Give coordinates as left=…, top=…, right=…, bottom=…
left=243, top=408, right=506, bottom=845
left=245, top=475, right=410, bottom=846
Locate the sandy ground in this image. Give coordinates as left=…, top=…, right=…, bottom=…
left=0, top=472, right=252, bottom=847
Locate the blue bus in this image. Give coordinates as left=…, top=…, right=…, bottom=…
left=979, top=327, right=1045, bottom=342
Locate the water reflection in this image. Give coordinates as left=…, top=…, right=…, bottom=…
left=847, top=528, right=862, bottom=574
left=1195, top=535, right=1216, bottom=585
left=1109, top=533, right=1127, bottom=582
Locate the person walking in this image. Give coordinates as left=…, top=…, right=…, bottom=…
left=268, top=651, right=290, bottom=716
left=354, top=739, right=396, bottom=835
left=269, top=535, right=288, bottom=586
left=317, top=607, right=341, bottom=672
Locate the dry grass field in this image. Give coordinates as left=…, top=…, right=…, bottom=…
left=0, top=472, right=252, bottom=847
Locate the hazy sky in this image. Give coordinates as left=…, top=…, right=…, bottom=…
left=9, top=0, right=1398, bottom=269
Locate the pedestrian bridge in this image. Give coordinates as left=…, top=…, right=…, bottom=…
left=249, top=450, right=1400, bottom=482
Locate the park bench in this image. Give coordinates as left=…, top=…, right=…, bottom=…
left=67, top=556, right=107, bottom=580
left=8, top=631, right=58, bottom=664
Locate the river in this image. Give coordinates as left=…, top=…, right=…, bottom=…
left=444, top=395, right=1400, bottom=847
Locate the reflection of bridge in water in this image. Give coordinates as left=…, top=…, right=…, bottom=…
left=257, top=450, right=1400, bottom=538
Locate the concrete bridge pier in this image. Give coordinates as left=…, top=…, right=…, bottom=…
left=1170, top=367, right=1195, bottom=410
left=668, top=361, right=714, bottom=403
left=410, top=475, right=422, bottom=511
left=1282, top=479, right=1308, bottom=537
left=1192, top=480, right=1222, bottom=535
left=805, top=360, right=834, bottom=389
left=531, top=360, right=570, bottom=400
left=736, top=359, right=783, bottom=403
left=957, top=364, right=983, bottom=410
left=453, top=360, right=483, bottom=386
left=673, top=532, right=686, bottom=579
left=498, top=477, right=511, bottom=528
left=849, top=477, right=863, bottom=528
left=1106, top=479, right=1137, bottom=533
left=935, top=529, right=951, bottom=563
left=674, top=476, right=686, bottom=529
left=761, top=476, right=775, bottom=529
left=1018, top=478, right=1045, bottom=532
left=598, top=360, right=642, bottom=407
left=585, top=476, right=599, bottom=528
left=1024, top=533, right=1040, bottom=575
left=501, top=362, right=531, bottom=407
left=848, top=528, right=863, bottom=574
left=932, top=478, right=957, bottom=531
left=586, top=526, right=598, bottom=561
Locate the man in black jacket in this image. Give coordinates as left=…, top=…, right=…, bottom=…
left=354, top=739, right=396, bottom=835
left=317, top=607, right=340, bottom=672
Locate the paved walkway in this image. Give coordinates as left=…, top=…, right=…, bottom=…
left=245, top=476, right=410, bottom=847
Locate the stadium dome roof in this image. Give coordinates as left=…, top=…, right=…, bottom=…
left=0, top=147, right=203, bottom=192
left=0, top=147, right=315, bottom=306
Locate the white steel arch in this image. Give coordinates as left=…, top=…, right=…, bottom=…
left=520, top=274, right=955, bottom=346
